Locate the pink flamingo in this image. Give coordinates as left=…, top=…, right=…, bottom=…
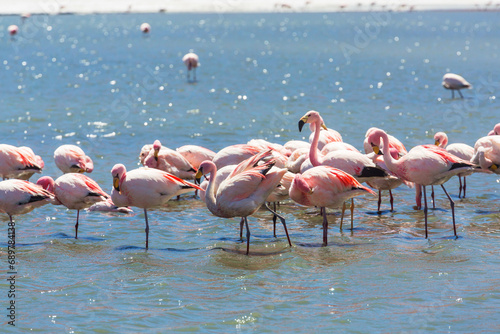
left=363, top=127, right=407, bottom=155
left=442, top=73, right=471, bottom=99
left=307, top=123, right=343, bottom=151
left=434, top=132, right=474, bottom=198
left=143, top=140, right=197, bottom=180
left=182, top=53, right=199, bottom=81
left=367, top=129, right=476, bottom=238
left=87, top=198, right=133, bottom=214
left=111, top=164, right=202, bottom=249
left=289, top=166, right=375, bottom=246
left=54, top=144, right=94, bottom=174
left=8, top=25, right=18, bottom=36
left=0, top=179, right=53, bottom=223
left=176, top=145, right=216, bottom=171
left=140, top=23, right=150, bottom=33
left=473, top=146, right=499, bottom=173
left=487, top=123, right=500, bottom=136
left=0, top=144, right=44, bottom=180
left=139, top=144, right=153, bottom=165
left=37, top=174, right=109, bottom=239
left=195, top=152, right=291, bottom=255
left=211, top=144, right=263, bottom=169
left=472, top=135, right=500, bottom=173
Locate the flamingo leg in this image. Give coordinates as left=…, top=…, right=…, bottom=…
left=244, top=217, right=251, bottom=255
left=440, top=184, right=457, bottom=238
left=272, top=202, right=277, bottom=238
left=458, top=89, right=464, bottom=98
left=451, top=90, right=455, bottom=99
left=431, top=185, right=436, bottom=209
left=350, top=198, right=354, bottom=230
left=265, top=203, right=292, bottom=247
left=415, top=184, right=422, bottom=210
left=423, top=185, right=428, bottom=239
left=377, top=190, right=382, bottom=214
left=239, top=217, right=244, bottom=240
left=75, top=210, right=79, bottom=239
left=144, top=208, right=149, bottom=249
left=463, top=176, right=467, bottom=198
left=389, top=189, right=394, bottom=212
left=458, top=176, right=463, bottom=198
left=193, top=68, right=197, bottom=81
left=340, top=202, right=346, bottom=230
left=322, top=207, right=328, bottom=246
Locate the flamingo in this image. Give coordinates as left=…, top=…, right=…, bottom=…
left=307, top=123, right=343, bottom=151
left=363, top=127, right=407, bottom=155
left=54, top=144, right=94, bottom=174
left=289, top=166, right=375, bottom=246
left=211, top=144, right=263, bottom=169
left=472, top=135, right=500, bottom=173
left=143, top=140, right=197, bottom=180
left=283, top=140, right=311, bottom=153
left=110, top=164, right=202, bottom=249
left=182, top=53, right=198, bottom=82
left=140, top=22, right=150, bottom=33
left=487, top=123, right=500, bottom=136
left=8, top=25, right=18, bottom=36
left=367, top=129, right=476, bottom=238
left=434, top=132, right=474, bottom=198
left=0, top=144, right=44, bottom=180
left=0, top=179, right=53, bottom=223
left=176, top=145, right=216, bottom=171
left=139, top=144, right=153, bottom=165
left=473, top=146, right=499, bottom=173
left=442, top=73, right=471, bottom=99
left=37, top=174, right=109, bottom=239
left=87, top=198, right=133, bottom=214
left=195, top=152, right=291, bottom=255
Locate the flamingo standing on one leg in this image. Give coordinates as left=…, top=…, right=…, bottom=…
left=442, top=73, right=471, bottom=99
left=367, top=129, right=476, bottom=238
left=182, top=53, right=198, bottom=82
left=54, top=144, right=94, bottom=174
left=195, top=153, right=290, bottom=255
left=111, top=164, right=202, bottom=249
left=0, top=179, right=53, bottom=223
left=0, top=144, right=44, bottom=180
left=289, top=166, right=376, bottom=246
left=434, top=132, right=474, bottom=198
left=37, top=174, right=109, bottom=239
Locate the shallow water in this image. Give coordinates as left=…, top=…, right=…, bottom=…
left=0, top=11, right=499, bottom=333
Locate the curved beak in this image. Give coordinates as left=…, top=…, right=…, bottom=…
left=113, top=175, right=120, bottom=192
left=195, top=168, right=204, bottom=182
left=372, top=145, right=382, bottom=155
left=298, top=119, right=306, bottom=132
left=434, top=140, right=440, bottom=146
left=491, top=164, right=498, bottom=171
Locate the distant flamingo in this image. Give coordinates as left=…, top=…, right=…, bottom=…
left=195, top=151, right=290, bottom=255
left=37, top=174, right=109, bottom=239
left=111, top=164, right=202, bottom=249
left=434, top=132, right=474, bottom=198
left=442, top=73, right=471, bottom=99
left=0, top=144, right=44, bottom=180
left=140, top=23, right=150, bottom=33
left=289, top=166, right=375, bottom=246
left=368, top=129, right=476, bottom=238
left=182, top=53, right=199, bottom=82
left=54, top=144, right=94, bottom=174
left=143, top=140, right=197, bottom=179
left=0, top=179, right=53, bottom=223
left=8, top=25, right=18, bottom=36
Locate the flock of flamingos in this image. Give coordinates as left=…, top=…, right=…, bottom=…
left=1, top=70, right=499, bottom=255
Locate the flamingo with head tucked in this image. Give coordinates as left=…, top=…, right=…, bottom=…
left=0, top=179, right=53, bottom=223
left=111, top=164, right=202, bottom=249
left=434, top=132, right=474, bottom=198
left=37, top=174, right=109, bottom=239
left=54, top=144, right=94, bottom=174
left=143, top=140, right=197, bottom=180
left=487, top=123, right=500, bottom=136
left=289, top=166, right=375, bottom=246
left=367, top=129, right=476, bottom=238
left=0, top=144, right=44, bottom=180
left=182, top=52, right=199, bottom=82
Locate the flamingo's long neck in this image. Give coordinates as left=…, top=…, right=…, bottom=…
left=204, top=163, right=220, bottom=215
left=380, top=131, right=400, bottom=176
left=309, top=121, right=323, bottom=166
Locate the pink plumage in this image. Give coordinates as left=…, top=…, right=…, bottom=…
left=54, top=144, right=94, bottom=174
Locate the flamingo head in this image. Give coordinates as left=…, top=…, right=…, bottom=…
left=110, top=164, right=126, bottom=193
left=153, top=140, right=162, bottom=161
left=494, top=123, right=500, bottom=136
left=298, top=110, right=327, bottom=132
left=195, top=161, right=216, bottom=182
left=434, top=132, right=447, bottom=147
left=36, top=176, right=55, bottom=193
left=367, top=129, right=387, bottom=155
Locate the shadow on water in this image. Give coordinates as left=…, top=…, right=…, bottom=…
left=114, top=245, right=202, bottom=252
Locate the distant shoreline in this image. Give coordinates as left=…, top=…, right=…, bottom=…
left=1, top=0, right=500, bottom=16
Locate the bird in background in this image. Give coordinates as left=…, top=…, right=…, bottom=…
left=37, top=174, right=109, bottom=239
left=140, top=22, right=150, bottom=33
left=442, top=73, right=471, bottom=99
left=0, top=179, right=53, bottom=224
left=0, top=144, right=44, bottom=180
left=111, top=164, right=202, bottom=249
left=182, top=52, right=199, bottom=82
left=54, top=144, right=94, bottom=174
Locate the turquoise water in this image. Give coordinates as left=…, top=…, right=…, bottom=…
left=1, top=11, right=500, bottom=332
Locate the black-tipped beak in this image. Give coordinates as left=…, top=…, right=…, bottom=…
left=195, top=168, right=204, bottom=182
left=298, top=120, right=305, bottom=132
